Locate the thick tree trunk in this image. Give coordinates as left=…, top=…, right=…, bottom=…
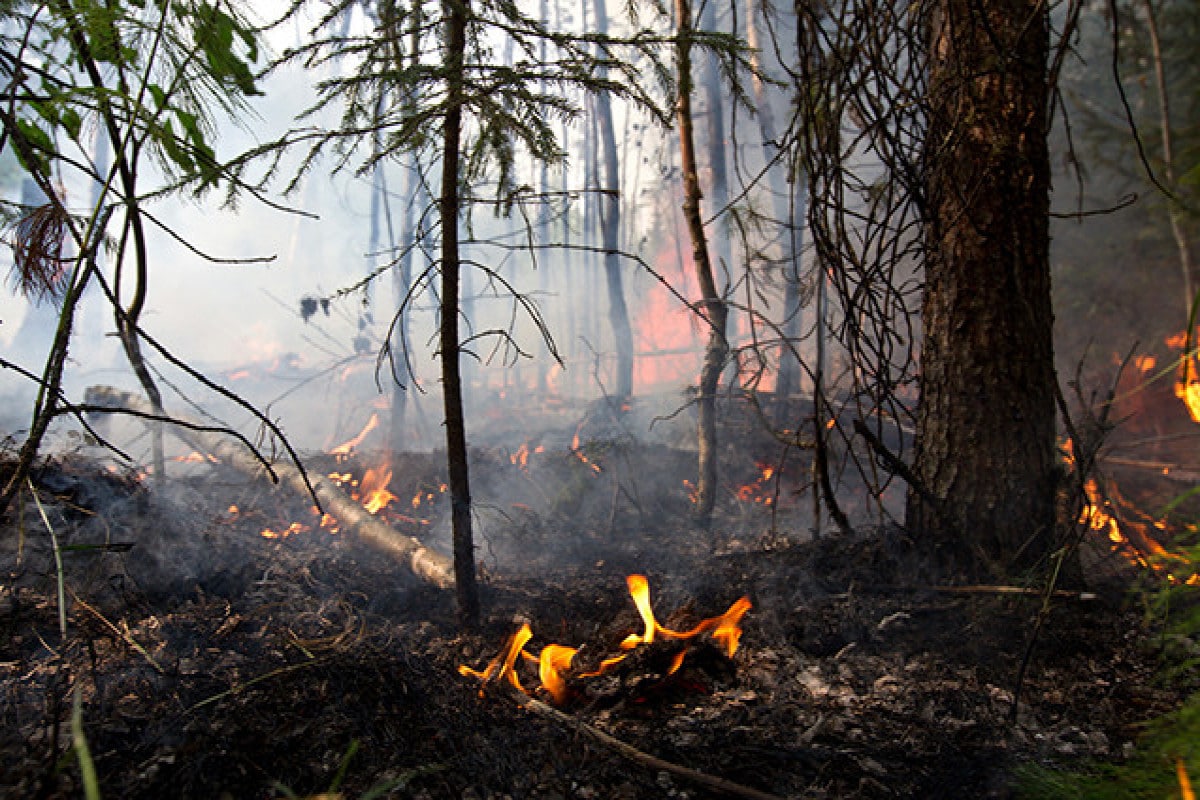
left=677, top=0, right=729, bottom=527
left=440, top=0, right=480, bottom=627
left=906, top=0, right=1057, bottom=576
left=593, top=0, right=634, bottom=400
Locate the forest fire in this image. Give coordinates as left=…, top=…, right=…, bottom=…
left=1066, top=440, right=1198, bottom=585
left=736, top=464, right=776, bottom=505
left=1165, top=330, right=1200, bottom=422
left=459, top=574, right=751, bottom=706
left=510, top=441, right=545, bottom=471
left=570, top=422, right=602, bottom=474
left=329, top=413, right=380, bottom=457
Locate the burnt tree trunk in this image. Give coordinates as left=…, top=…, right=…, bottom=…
left=677, top=0, right=730, bottom=527
left=906, top=0, right=1057, bottom=576
left=594, top=0, right=635, bottom=400
left=440, top=0, right=480, bottom=627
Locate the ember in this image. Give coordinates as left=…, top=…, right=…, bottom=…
left=459, top=574, right=751, bottom=705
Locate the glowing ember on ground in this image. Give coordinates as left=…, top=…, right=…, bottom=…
left=736, top=464, right=776, bottom=505
left=174, top=451, right=218, bottom=463
left=412, top=484, right=447, bottom=509
left=261, top=521, right=309, bottom=539
left=458, top=574, right=751, bottom=705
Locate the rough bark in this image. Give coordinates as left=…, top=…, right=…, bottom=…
left=594, top=0, right=635, bottom=400
left=906, top=0, right=1057, bottom=575
left=677, top=0, right=730, bottom=527
left=440, top=0, right=480, bottom=627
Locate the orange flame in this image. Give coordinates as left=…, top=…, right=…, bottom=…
left=459, top=575, right=751, bottom=705
left=261, top=521, right=309, bottom=539
left=570, top=422, right=602, bottom=474
left=735, top=463, right=777, bottom=506
left=1175, top=379, right=1200, bottom=424
left=1066, top=439, right=1197, bottom=583
left=174, top=451, right=218, bottom=463
left=458, top=622, right=533, bottom=695
left=330, top=413, right=379, bottom=457
left=537, top=644, right=579, bottom=705
left=510, top=442, right=545, bottom=470
left=1180, top=758, right=1196, bottom=800
left=358, top=466, right=396, bottom=514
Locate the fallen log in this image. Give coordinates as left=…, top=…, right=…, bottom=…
left=82, top=385, right=454, bottom=589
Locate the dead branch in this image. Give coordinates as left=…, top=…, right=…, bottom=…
left=83, top=385, right=454, bottom=589
left=875, top=584, right=1097, bottom=600
left=510, top=691, right=788, bottom=800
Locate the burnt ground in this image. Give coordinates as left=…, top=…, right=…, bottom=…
left=0, top=405, right=1195, bottom=799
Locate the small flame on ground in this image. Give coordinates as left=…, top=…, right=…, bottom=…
left=458, top=574, right=751, bottom=705
left=358, top=466, right=396, bottom=514
left=261, top=521, right=309, bottom=539
left=736, top=464, right=777, bottom=506
left=174, top=451, right=218, bottom=464
left=570, top=422, right=602, bottom=474
left=1179, top=758, right=1196, bottom=800
left=510, top=442, right=545, bottom=470
left=412, top=483, right=448, bottom=509
left=1065, top=439, right=1197, bottom=584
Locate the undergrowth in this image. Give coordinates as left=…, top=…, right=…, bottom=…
left=1019, top=526, right=1200, bottom=799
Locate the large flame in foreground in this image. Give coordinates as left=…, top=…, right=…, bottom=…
left=459, top=575, right=751, bottom=705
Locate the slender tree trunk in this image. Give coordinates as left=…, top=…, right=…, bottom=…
left=594, top=0, right=635, bottom=400
left=1139, top=0, right=1195, bottom=320
left=745, top=0, right=807, bottom=403
left=56, top=1, right=166, bottom=482
left=699, top=0, right=736, bottom=389
left=440, top=0, right=480, bottom=627
left=906, top=0, right=1057, bottom=576
left=677, top=0, right=729, bottom=527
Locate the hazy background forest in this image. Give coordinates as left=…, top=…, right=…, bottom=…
left=0, top=0, right=1196, bottom=505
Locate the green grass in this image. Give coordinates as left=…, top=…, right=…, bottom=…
left=1017, top=690, right=1199, bottom=799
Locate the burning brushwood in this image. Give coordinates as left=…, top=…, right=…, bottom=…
left=459, top=574, right=777, bottom=800
left=82, top=385, right=455, bottom=588
left=459, top=574, right=751, bottom=706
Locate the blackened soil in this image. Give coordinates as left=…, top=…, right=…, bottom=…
left=0, top=448, right=1192, bottom=800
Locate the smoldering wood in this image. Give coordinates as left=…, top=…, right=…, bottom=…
left=82, top=385, right=455, bottom=589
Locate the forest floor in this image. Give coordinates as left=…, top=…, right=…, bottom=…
left=0, top=399, right=1196, bottom=799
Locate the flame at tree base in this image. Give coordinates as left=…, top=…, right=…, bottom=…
left=459, top=574, right=751, bottom=706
